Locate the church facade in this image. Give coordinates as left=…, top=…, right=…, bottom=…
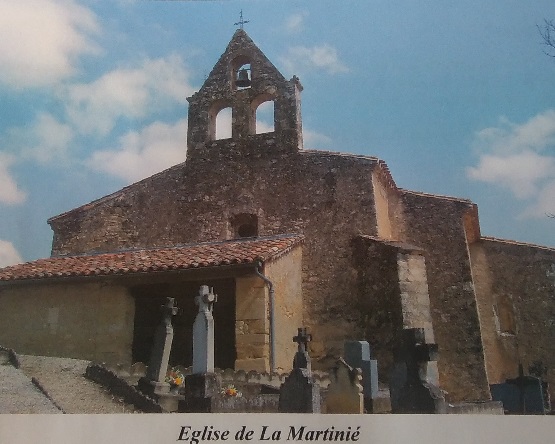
left=1, top=30, right=554, bottom=405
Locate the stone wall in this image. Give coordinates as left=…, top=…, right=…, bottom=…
left=266, top=245, right=303, bottom=372
left=470, top=238, right=555, bottom=399
left=401, top=191, right=490, bottom=402
left=235, top=275, right=269, bottom=373
left=352, top=236, right=436, bottom=383
left=0, top=281, right=134, bottom=364
left=48, top=146, right=387, bottom=370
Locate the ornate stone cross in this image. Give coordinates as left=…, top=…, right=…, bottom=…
left=293, top=327, right=312, bottom=371
left=146, top=297, right=179, bottom=383
left=162, top=297, right=179, bottom=327
left=192, top=285, right=217, bottom=374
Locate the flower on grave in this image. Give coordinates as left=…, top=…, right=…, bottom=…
left=221, top=384, right=242, bottom=397
left=165, top=367, right=185, bottom=386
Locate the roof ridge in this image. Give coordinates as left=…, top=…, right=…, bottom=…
left=400, top=188, right=474, bottom=204
left=480, top=236, right=555, bottom=251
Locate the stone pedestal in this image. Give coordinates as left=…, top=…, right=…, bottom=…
left=178, top=373, right=220, bottom=413
left=279, top=368, right=321, bottom=413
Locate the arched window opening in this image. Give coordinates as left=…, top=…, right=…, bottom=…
left=215, top=107, right=232, bottom=140
left=230, top=213, right=258, bottom=239
left=255, top=100, right=275, bottom=134
left=494, top=296, right=516, bottom=335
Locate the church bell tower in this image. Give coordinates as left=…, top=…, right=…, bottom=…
left=186, top=29, right=303, bottom=160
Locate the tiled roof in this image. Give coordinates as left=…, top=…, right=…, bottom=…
left=0, top=235, right=303, bottom=283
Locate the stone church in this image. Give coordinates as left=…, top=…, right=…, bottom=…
left=1, top=29, right=554, bottom=405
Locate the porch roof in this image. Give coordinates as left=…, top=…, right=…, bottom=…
left=0, top=234, right=303, bottom=283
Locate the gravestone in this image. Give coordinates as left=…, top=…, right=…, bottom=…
left=181, top=286, right=220, bottom=412
left=192, top=285, right=217, bottom=374
left=279, top=327, right=321, bottom=413
left=139, top=297, right=178, bottom=396
left=325, top=358, right=364, bottom=414
left=392, top=328, right=446, bottom=414
left=344, top=340, right=380, bottom=411
left=491, top=364, right=548, bottom=414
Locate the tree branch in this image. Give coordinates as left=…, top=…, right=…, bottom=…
left=538, top=19, right=555, bottom=57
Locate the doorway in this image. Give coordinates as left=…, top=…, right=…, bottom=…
left=131, top=278, right=236, bottom=369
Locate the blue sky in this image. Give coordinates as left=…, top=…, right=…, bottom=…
left=0, top=0, right=554, bottom=266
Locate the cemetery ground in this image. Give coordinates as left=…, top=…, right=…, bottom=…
left=0, top=353, right=137, bottom=413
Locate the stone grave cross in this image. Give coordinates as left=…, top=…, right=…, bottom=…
left=192, top=285, right=217, bottom=374
left=145, top=297, right=179, bottom=383
left=293, top=327, right=312, bottom=371
left=394, top=328, right=446, bottom=413
left=403, top=328, right=438, bottom=384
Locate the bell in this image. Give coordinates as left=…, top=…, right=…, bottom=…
left=235, top=68, right=251, bottom=88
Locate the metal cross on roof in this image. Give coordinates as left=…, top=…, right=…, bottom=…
left=234, top=10, right=249, bottom=29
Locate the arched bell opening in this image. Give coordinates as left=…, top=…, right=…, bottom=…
left=231, top=55, right=252, bottom=90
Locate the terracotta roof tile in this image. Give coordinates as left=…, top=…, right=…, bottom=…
left=0, top=235, right=303, bottom=283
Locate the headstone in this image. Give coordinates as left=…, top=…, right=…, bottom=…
left=138, top=298, right=179, bottom=411
left=325, top=358, right=364, bottom=414
left=344, top=341, right=378, bottom=406
left=192, top=285, right=217, bottom=374
left=491, top=364, right=548, bottom=414
left=392, top=328, right=446, bottom=414
left=279, top=327, right=321, bottom=413
left=139, top=298, right=178, bottom=394
left=180, top=286, right=219, bottom=413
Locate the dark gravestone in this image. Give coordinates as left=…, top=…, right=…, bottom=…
left=344, top=341, right=379, bottom=411
left=279, top=327, right=321, bottom=413
left=491, top=365, right=548, bottom=414
left=392, top=328, right=446, bottom=414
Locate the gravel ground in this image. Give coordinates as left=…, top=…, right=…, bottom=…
left=0, top=363, right=61, bottom=414
left=17, top=355, right=138, bottom=414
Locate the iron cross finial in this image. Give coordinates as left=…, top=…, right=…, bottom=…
left=234, top=10, right=249, bottom=29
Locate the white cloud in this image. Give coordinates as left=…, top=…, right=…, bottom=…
left=87, top=118, right=188, bottom=183
left=0, top=240, right=23, bottom=267
left=0, top=0, right=99, bottom=89
left=281, top=44, right=349, bottom=75
left=7, top=113, right=74, bottom=164
left=0, top=153, right=26, bottom=205
left=304, top=129, right=332, bottom=149
left=63, top=55, right=194, bottom=136
left=467, top=110, right=555, bottom=218
left=473, top=110, right=555, bottom=155
left=285, top=12, right=307, bottom=33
